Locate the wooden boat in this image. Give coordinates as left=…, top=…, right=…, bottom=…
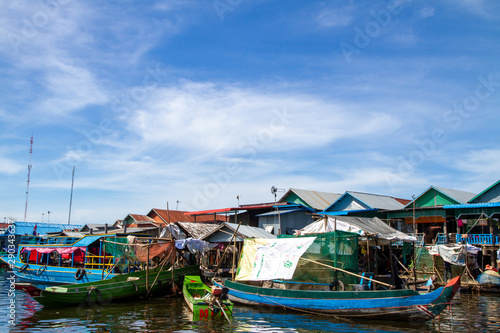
left=9, top=234, right=173, bottom=285
left=182, top=275, right=233, bottom=320
left=17, top=264, right=200, bottom=307
left=8, top=235, right=119, bottom=284
left=214, top=234, right=461, bottom=322
left=215, top=276, right=460, bottom=322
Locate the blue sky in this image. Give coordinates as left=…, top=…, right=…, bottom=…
left=1, top=0, right=500, bottom=224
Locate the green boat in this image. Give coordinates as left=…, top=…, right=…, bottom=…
left=182, top=275, right=233, bottom=320
left=17, top=264, right=200, bottom=307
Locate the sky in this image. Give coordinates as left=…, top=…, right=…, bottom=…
left=1, top=0, right=500, bottom=225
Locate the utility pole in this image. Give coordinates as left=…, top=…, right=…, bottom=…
left=24, top=136, right=33, bottom=222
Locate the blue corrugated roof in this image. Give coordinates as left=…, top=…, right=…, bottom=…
left=255, top=209, right=307, bottom=217
left=319, top=209, right=379, bottom=216
left=6, top=222, right=84, bottom=236
left=443, top=202, right=500, bottom=209
left=71, top=235, right=104, bottom=247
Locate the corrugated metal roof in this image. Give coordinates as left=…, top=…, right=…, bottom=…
left=344, top=191, right=407, bottom=210
left=5, top=222, right=84, bottom=236
left=434, top=186, right=477, bottom=204
left=470, top=180, right=500, bottom=203
left=255, top=209, right=305, bottom=217
left=443, top=202, right=500, bottom=209
left=404, top=186, right=477, bottom=208
left=280, top=188, right=342, bottom=211
left=321, top=209, right=379, bottom=216
left=72, top=235, right=104, bottom=247
left=128, top=214, right=155, bottom=222
left=177, top=222, right=221, bottom=239
left=225, top=222, right=276, bottom=239
left=203, top=222, right=276, bottom=242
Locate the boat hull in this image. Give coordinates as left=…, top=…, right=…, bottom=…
left=12, top=261, right=115, bottom=284
left=23, top=265, right=200, bottom=307
left=216, top=276, right=460, bottom=322
left=183, top=275, right=233, bottom=319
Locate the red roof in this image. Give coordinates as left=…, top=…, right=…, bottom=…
left=128, top=214, right=155, bottom=222
left=148, top=209, right=227, bottom=223
left=185, top=202, right=290, bottom=215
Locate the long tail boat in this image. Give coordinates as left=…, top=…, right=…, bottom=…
left=216, top=234, right=461, bottom=322
left=182, top=275, right=233, bottom=320
left=216, top=276, right=460, bottom=322
left=17, top=264, right=200, bottom=307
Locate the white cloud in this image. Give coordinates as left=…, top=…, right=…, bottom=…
left=418, top=7, right=435, bottom=19
left=316, top=7, right=354, bottom=28
left=125, top=81, right=401, bottom=156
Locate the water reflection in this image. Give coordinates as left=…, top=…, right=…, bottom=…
left=2, top=268, right=500, bottom=332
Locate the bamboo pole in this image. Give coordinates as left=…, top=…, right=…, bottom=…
left=214, top=220, right=243, bottom=274
left=146, top=255, right=171, bottom=298
left=300, top=257, right=395, bottom=289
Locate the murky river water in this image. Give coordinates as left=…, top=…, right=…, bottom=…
left=1, top=268, right=500, bottom=332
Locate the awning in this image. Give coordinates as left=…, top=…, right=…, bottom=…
left=298, top=216, right=416, bottom=244
left=21, top=247, right=86, bottom=254
left=71, top=235, right=104, bottom=247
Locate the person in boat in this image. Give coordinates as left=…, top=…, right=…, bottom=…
left=485, top=264, right=498, bottom=272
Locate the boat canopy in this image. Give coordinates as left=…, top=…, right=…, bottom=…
left=21, top=246, right=86, bottom=254
left=71, top=235, right=104, bottom=247
left=297, top=216, right=417, bottom=245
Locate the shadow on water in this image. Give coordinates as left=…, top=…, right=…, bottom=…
left=2, top=268, right=500, bottom=332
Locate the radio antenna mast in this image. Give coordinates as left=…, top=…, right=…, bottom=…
left=68, top=166, right=75, bottom=225
left=24, top=136, right=33, bottom=222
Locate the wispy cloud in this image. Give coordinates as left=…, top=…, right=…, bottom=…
left=124, top=81, right=400, bottom=155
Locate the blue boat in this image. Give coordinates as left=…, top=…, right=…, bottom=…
left=477, top=269, right=500, bottom=285
left=214, top=233, right=461, bottom=322
left=6, top=235, right=140, bottom=284
left=215, top=277, right=460, bottom=322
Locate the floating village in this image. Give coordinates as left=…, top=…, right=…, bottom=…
left=2, top=182, right=500, bottom=325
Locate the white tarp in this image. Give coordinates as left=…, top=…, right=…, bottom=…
left=235, top=237, right=316, bottom=281
left=427, top=244, right=481, bottom=266
left=296, top=216, right=417, bottom=244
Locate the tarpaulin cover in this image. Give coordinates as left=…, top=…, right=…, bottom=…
left=22, top=247, right=86, bottom=254
left=281, top=231, right=359, bottom=285
left=235, top=237, right=316, bottom=281
left=297, top=216, right=417, bottom=244
left=427, top=244, right=481, bottom=266
left=175, top=238, right=215, bottom=253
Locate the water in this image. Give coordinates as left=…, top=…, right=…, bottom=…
left=2, top=268, right=500, bottom=332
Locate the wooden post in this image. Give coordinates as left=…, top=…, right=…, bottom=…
left=146, top=245, right=150, bottom=291
left=367, top=239, right=371, bottom=272
left=101, top=239, right=106, bottom=280
left=412, top=242, right=417, bottom=290
left=334, top=217, right=338, bottom=290
left=232, top=210, right=238, bottom=280
left=389, top=241, right=395, bottom=288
